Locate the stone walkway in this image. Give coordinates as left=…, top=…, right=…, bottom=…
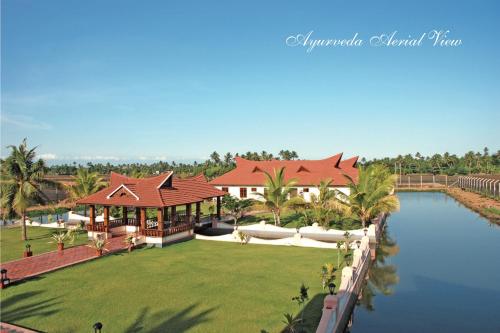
left=0, top=322, right=39, bottom=333
left=0, top=235, right=128, bottom=283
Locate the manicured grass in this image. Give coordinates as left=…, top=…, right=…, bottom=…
left=0, top=226, right=88, bottom=263
left=1, top=240, right=343, bottom=333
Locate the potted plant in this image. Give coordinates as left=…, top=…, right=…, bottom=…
left=90, top=237, right=107, bottom=256
left=124, top=234, right=136, bottom=253
left=50, top=230, right=74, bottom=252
left=235, top=230, right=250, bottom=245
left=24, top=243, right=33, bottom=257
left=51, top=232, right=67, bottom=251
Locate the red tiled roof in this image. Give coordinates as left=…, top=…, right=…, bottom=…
left=77, top=172, right=226, bottom=207
left=209, top=153, right=359, bottom=186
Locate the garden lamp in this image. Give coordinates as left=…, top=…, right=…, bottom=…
left=363, top=228, right=368, bottom=236
left=328, top=282, right=336, bottom=295
left=1, top=269, right=10, bottom=288
left=356, top=240, right=361, bottom=249
left=93, top=322, right=103, bottom=333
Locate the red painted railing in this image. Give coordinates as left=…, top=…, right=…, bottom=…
left=109, top=218, right=124, bottom=228
left=86, top=223, right=107, bottom=232
left=127, top=218, right=139, bottom=226
left=141, top=222, right=194, bottom=238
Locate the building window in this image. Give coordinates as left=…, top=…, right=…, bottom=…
left=264, top=188, right=268, bottom=196
left=251, top=187, right=257, bottom=192
left=303, top=188, right=309, bottom=193
left=222, top=187, right=229, bottom=193
left=290, top=188, right=298, bottom=198
left=240, top=187, right=247, bottom=198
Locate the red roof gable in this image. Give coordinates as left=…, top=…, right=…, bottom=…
left=77, top=172, right=225, bottom=207
left=209, top=153, right=358, bottom=186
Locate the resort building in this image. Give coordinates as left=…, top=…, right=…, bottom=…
left=210, top=153, right=358, bottom=202
left=77, top=172, right=226, bottom=247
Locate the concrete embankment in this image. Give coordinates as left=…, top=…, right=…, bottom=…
left=315, top=215, right=386, bottom=333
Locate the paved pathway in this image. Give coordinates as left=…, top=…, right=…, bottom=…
left=1, top=322, right=39, bottom=333
left=0, top=235, right=128, bottom=283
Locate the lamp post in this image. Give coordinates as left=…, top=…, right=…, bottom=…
left=1, top=269, right=10, bottom=289
left=328, top=282, right=336, bottom=295
left=93, top=322, right=103, bottom=333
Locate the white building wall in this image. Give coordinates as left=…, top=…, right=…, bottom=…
left=215, top=186, right=350, bottom=202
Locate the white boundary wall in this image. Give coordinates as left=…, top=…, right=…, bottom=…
left=215, top=186, right=350, bottom=202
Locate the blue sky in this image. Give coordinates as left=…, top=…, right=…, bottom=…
left=1, top=0, right=499, bottom=163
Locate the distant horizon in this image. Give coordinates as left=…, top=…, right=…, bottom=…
left=8, top=146, right=495, bottom=166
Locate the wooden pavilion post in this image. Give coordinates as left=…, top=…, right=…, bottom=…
left=195, top=202, right=201, bottom=224
left=89, top=205, right=96, bottom=226
left=135, top=207, right=140, bottom=227
left=157, top=208, right=164, bottom=231
left=171, top=206, right=177, bottom=225
left=216, top=196, right=221, bottom=220
left=122, top=206, right=128, bottom=225
left=103, top=206, right=109, bottom=232
left=140, top=208, right=146, bottom=231
left=163, top=207, right=169, bottom=222
left=186, top=203, right=192, bottom=224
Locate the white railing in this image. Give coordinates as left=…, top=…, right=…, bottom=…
left=316, top=216, right=378, bottom=333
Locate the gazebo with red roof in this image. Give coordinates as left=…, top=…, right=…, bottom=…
left=77, top=171, right=226, bottom=246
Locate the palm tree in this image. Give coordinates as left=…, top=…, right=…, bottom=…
left=308, top=179, right=349, bottom=228
left=210, top=151, right=221, bottom=165
left=337, top=165, right=400, bottom=228
left=0, top=139, right=54, bottom=240
left=223, top=152, right=233, bottom=165
left=282, top=313, right=301, bottom=333
left=66, top=168, right=107, bottom=216
left=254, top=167, right=296, bottom=226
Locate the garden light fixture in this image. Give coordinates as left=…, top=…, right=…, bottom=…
left=93, top=322, right=103, bottom=333
left=328, top=282, right=336, bottom=295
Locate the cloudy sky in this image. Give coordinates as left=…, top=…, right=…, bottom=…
left=1, top=0, right=499, bottom=163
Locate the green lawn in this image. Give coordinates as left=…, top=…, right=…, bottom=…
left=0, top=226, right=88, bottom=263
left=1, top=240, right=343, bottom=333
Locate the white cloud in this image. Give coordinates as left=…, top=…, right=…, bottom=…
left=0, top=113, right=52, bottom=130
left=38, top=153, right=57, bottom=160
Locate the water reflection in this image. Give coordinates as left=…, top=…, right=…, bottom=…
left=358, top=228, right=399, bottom=312
left=348, top=192, right=500, bottom=333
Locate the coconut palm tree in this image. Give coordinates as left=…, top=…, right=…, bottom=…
left=254, top=167, right=296, bottom=226
left=0, top=139, right=54, bottom=240
left=337, top=164, right=399, bottom=228
left=66, top=168, right=107, bottom=216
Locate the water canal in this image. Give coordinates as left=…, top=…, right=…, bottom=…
left=350, top=192, right=500, bottom=333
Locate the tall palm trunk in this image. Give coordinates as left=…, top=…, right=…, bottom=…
left=276, top=208, right=281, bottom=226
left=21, top=211, right=27, bottom=240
